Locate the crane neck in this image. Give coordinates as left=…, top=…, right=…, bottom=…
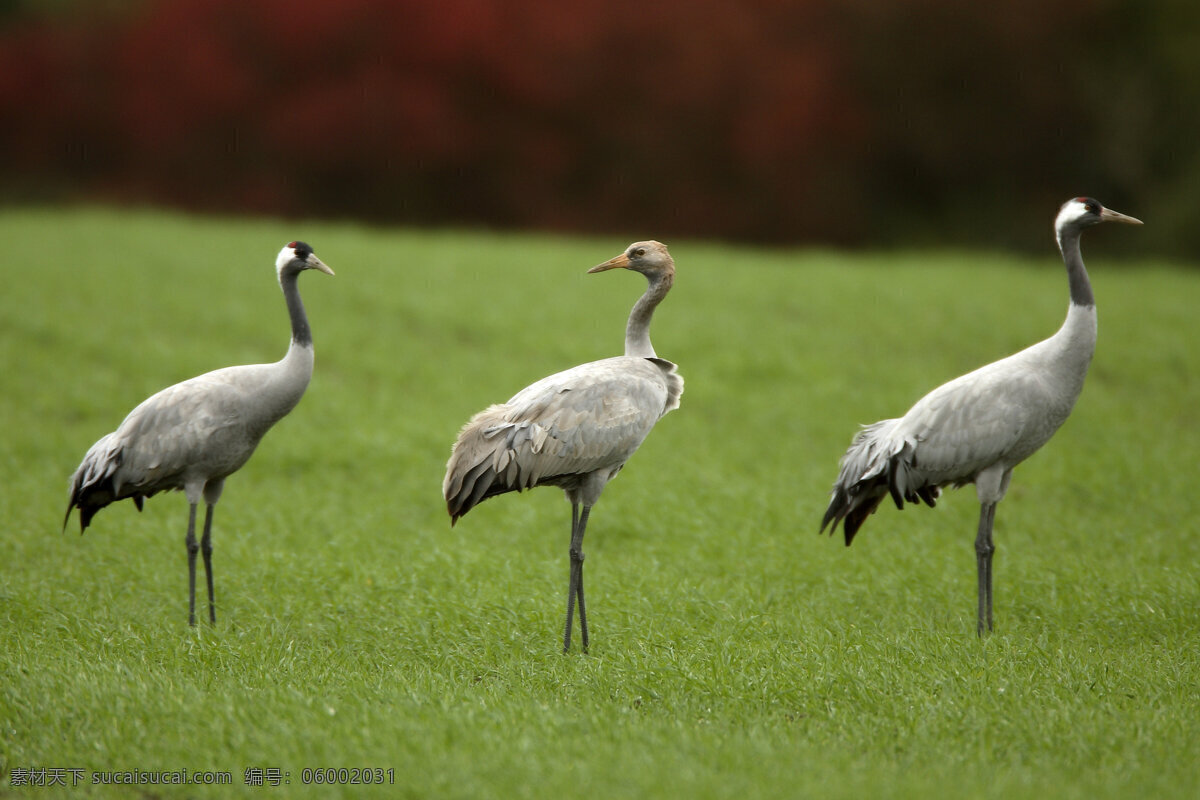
left=280, top=268, right=314, bottom=349
left=1049, top=227, right=1098, bottom=381
left=1057, top=228, right=1095, bottom=308
left=624, top=270, right=673, bottom=358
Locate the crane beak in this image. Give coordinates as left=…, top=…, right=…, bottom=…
left=588, top=253, right=631, bottom=273
left=1100, top=207, right=1143, bottom=225
left=307, top=255, right=336, bottom=276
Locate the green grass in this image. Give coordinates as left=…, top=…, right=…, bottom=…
left=1, top=207, right=1198, bottom=798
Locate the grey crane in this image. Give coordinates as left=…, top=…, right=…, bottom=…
left=443, top=241, right=683, bottom=653
left=820, top=198, right=1141, bottom=635
left=64, top=242, right=334, bottom=625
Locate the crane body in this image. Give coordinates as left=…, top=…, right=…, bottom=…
left=821, top=199, right=1141, bottom=634
left=444, top=241, right=682, bottom=653
left=65, top=242, right=333, bottom=625
left=445, top=355, right=680, bottom=514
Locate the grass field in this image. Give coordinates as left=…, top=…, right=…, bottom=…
left=1, top=207, right=1197, bottom=798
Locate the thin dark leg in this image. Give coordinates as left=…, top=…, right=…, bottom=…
left=984, top=505, right=996, bottom=632
left=185, top=503, right=199, bottom=626
left=576, top=509, right=590, bottom=653
left=563, top=504, right=591, bottom=654
left=201, top=504, right=216, bottom=624
left=563, top=504, right=579, bottom=653
left=576, top=567, right=589, bottom=653
left=975, top=502, right=997, bottom=636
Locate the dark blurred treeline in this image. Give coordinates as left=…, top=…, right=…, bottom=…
left=2, top=0, right=1197, bottom=253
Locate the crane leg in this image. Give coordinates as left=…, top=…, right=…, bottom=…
left=975, top=502, right=997, bottom=636
left=563, top=504, right=578, bottom=652
left=201, top=504, right=216, bottom=624
left=185, top=503, right=199, bottom=627
left=563, top=504, right=592, bottom=654
left=576, top=520, right=589, bottom=653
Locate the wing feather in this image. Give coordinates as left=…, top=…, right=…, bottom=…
left=895, top=362, right=1044, bottom=484
left=64, top=367, right=275, bottom=530
left=444, top=356, right=682, bottom=521
left=822, top=356, right=1057, bottom=544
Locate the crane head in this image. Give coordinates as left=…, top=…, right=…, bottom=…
left=588, top=240, right=673, bottom=276
left=276, top=241, right=335, bottom=280
left=1056, top=198, right=1143, bottom=234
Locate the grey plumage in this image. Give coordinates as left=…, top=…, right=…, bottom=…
left=444, top=356, right=682, bottom=518
left=64, top=241, right=334, bottom=625
left=444, top=241, right=682, bottom=653
left=821, top=198, right=1141, bottom=635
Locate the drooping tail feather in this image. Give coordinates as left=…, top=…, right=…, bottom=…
left=443, top=406, right=542, bottom=525
left=445, top=458, right=507, bottom=525
left=63, top=433, right=146, bottom=533
left=820, top=419, right=940, bottom=545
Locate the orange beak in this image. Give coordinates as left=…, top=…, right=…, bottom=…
left=588, top=253, right=631, bottom=274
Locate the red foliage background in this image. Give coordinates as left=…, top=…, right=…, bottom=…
left=0, top=0, right=1190, bottom=249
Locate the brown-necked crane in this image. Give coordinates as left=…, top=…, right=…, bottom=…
left=821, top=198, right=1141, bottom=635
left=65, top=242, right=334, bottom=625
left=444, top=241, right=683, bottom=653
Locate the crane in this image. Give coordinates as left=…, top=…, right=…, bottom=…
left=820, top=198, right=1141, bottom=635
left=64, top=242, right=334, bottom=625
left=443, top=241, right=683, bottom=653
